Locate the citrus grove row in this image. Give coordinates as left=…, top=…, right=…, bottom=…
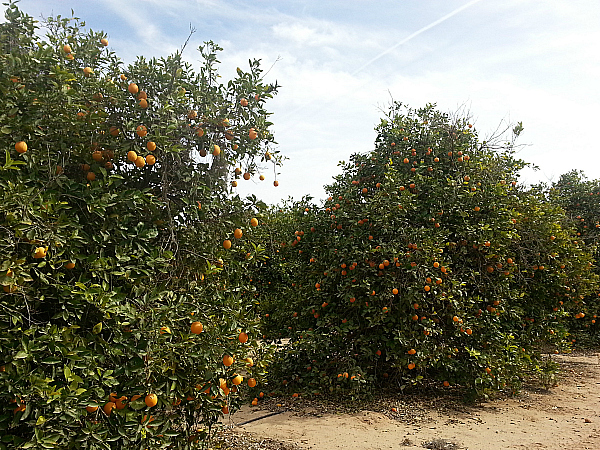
left=1, top=3, right=599, bottom=449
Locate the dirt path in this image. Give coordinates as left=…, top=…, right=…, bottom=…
left=227, top=352, right=600, bottom=450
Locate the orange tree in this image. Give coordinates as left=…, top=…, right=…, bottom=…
left=0, top=3, right=279, bottom=448
left=260, top=103, right=597, bottom=398
left=546, top=171, right=600, bottom=343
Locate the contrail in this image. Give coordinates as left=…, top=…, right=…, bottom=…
left=278, top=0, right=483, bottom=122
left=350, top=0, right=484, bottom=76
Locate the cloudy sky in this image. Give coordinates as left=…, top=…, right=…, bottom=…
left=5, top=0, right=600, bottom=205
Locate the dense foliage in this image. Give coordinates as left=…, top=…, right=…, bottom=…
left=0, top=3, right=278, bottom=448
left=258, top=103, right=599, bottom=397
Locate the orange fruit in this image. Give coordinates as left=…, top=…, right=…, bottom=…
left=238, top=332, right=248, bottom=343
left=408, top=363, right=415, bottom=370
left=196, top=127, right=205, bottom=137
left=443, top=381, right=450, bottom=387
left=63, top=44, right=72, bottom=53
left=243, top=172, right=251, bottom=180
left=190, top=322, right=203, bottom=334
left=245, top=357, right=254, bottom=367
left=137, top=91, right=147, bottom=100
left=86, top=171, right=96, bottom=181
left=86, top=405, right=98, bottom=413
left=248, top=378, right=257, bottom=388
left=15, top=141, right=27, bottom=154
left=136, top=125, right=147, bottom=137
left=223, top=240, right=232, bottom=249
left=234, top=228, right=243, bottom=239
left=135, top=156, right=146, bottom=168
left=115, top=397, right=128, bottom=410
left=64, top=262, right=75, bottom=270
left=128, top=83, right=139, bottom=94
left=223, top=355, right=234, bottom=366
left=33, top=247, right=46, bottom=259
left=250, top=218, right=259, bottom=227
left=232, top=375, right=243, bottom=385
left=127, top=150, right=138, bottom=162
left=240, top=98, right=248, bottom=107
left=145, top=141, right=156, bottom=152
left=103, top=402, right=115, bottom=415
left=273, top=180, right=279, bottom=187
left=138, top=99, right=148, bottom=108
left=100, top=38, right=108, bottom=46
left=213, top=144, right=221, bottom=156
left=109, top=126, right=120, bottom=137
left=222, top=405, right=229, bottom=414
left=83, top=67, right=93, bottom=76
left=392, top=288, right=398, bottom=295
left=92, top=150, right=103, bottom=162
left=232, top=180, right=238, bottom=187
left=146, top=154, right=156, bottom=165
left=187, top=110, right=197, bottom=119
left=145, top=394, right=158, bottom=408
left=249, top=128, right=258, bottom=140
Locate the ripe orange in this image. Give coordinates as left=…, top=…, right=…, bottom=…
left=92, top=150, right=103, bottom=162
left=223, top=355, right=234, bottom=366
left=392, top=288, right=398, bottom=295
left=100, top=38, right=108, bottom=46
left=15, top=141, right=27, bottom=154
left=232, top=375, right=243, bottom=385
left=238, top=332, right=248, bottom=343
left=232, top=180, right=238, bottom=187
left=408, top=363, right=415, bottom=370
left=127, top=150, right=138, bottom=162
left=250, top=218, right=259, bottom=227
left=234, top=228, right=243, bottom=239
left=223, top=240, right=232, bottom=249
left=146, top=154, right=156, bottom=165
left=249, top=128, right=258, bottom=140
left=86, top=405, right=98, bottom=413
left=259, top=174, right=265, bottom=180
left=196, top=127, right=205, bottom=137
left=128, top=83, right=139, bottom=94
left=248, top=378, right=257, bottom=388
left=135, top=156, right=146, bottom=168
left=274, top=180, right=279, bottom=187
left=407, top=348, right=416, bottom=355
left=64, top=262, right=75, bottom=270
left=213, top=145, right=221, bottom=156
left=240, top=98, right=249, bottom=107
left=243, top=172, right=251, bottom=180
left=83, top=67, right=93, bottom=76
left=443, top=381, right=450, bottom=387
left=63, top=44, right=72, bottom=53
left=139, top=99, right=148, bottom=108
left=190, top=322, right=203, bottom=334
left=103, top=402, right=115, bottom=415
left=145, top=394, right=158, bottom=408
left=136, top=125, right=147, bottom=137
left=109, top=126, right=120, bottom=137
left=222, top=405, right=229, bottom=414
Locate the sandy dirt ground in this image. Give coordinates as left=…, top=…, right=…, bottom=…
left=225, top=352, right=600, bottom=450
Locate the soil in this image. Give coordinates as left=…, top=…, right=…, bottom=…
left=218, top=351, right=600, bottom=450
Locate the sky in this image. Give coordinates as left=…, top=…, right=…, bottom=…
left=4, top=0, right=600, bottom=205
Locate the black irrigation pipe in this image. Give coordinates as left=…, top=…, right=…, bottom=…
left=234, top=409, right=288, bottom=427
